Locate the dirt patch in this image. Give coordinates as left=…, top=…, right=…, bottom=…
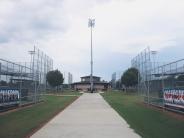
left=0, top=101, right=43, bottom=116
left=138, top=102, right=184, bottom=121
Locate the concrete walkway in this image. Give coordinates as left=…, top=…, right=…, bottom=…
left=31, top=93, right=140, bottom=138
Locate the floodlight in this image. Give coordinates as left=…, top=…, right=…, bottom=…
left=88, top=18, right=95, bottom=28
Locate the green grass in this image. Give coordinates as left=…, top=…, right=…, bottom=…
left=102, top=91, right=184, bottom=138
left=0, top=95, right=78, bottom=138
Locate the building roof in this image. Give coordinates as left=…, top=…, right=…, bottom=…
left=81, top=75, right=100, bottom=79
left=72, top=81, right=109, bottom=85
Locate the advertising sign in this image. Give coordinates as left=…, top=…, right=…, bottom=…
left=164, top=89, right=184, bottom=109
left=0, top=88, right=20, bottom=105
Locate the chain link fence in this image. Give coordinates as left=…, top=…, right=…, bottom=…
left=132, top=47, right=184, bottom=114
left=0, top=46, right=53, bottom=112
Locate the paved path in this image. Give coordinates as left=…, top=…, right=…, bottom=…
left=31, top=93, right=140, bottom=138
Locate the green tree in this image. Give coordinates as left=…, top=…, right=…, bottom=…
left=121, top=67, right=139, bottom=87
left=46, top=70, right=64, bottom=91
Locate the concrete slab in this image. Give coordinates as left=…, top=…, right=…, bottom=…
left=31, top=93, right=141, bottom=138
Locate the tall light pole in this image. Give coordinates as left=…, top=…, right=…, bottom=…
left=88, top=18, right=95, bottom=93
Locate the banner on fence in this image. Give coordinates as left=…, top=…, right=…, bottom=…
left=164, top=89, right=184, bottom=109
left=0, top=88, right=20, bottom=104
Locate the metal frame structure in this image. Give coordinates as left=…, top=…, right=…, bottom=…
left=131, top=47, right=152, bottom=101
left=132, top=47, right=184, bottom=114
left=28, top=46, right=53, bottom=102
left=0, top=46, right=53, bottom=111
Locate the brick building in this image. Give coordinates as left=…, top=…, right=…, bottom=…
left=72, top=76, right=110, bottom=91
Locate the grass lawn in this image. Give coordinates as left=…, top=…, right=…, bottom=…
left=0, top=95, right=78, bottom=138
left=102, top=91, right=184, bottom=138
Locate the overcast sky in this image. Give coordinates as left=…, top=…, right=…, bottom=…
left=0, top=0, right=184, bottom=82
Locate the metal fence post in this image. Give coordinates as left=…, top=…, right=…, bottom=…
left=147, top=75, right=150, bottom=105
left=161, top=66, right=165, bottom=111
left=138, top=70, right=140, bottom=95
left=34, top=77, right=37, bottom=103
left=19, top=66, right=23, bottom=106
left=0, top=63, right=1, bottom=81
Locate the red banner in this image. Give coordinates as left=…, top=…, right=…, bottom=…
left=164, top=89, right=184, bottom=109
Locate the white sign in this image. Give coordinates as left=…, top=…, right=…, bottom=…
left=164, top=89, right=184, bottom=109
left=0, top=89, right=20, bottom=103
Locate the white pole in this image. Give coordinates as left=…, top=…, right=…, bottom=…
left=88, top=18, right=95, bottom=93
left=91, top=23, right=93, bottom=93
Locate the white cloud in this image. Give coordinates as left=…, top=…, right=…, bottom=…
left=0, top=0, right=184, bottom=81
left=91, top=0, right=184, bottom=53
